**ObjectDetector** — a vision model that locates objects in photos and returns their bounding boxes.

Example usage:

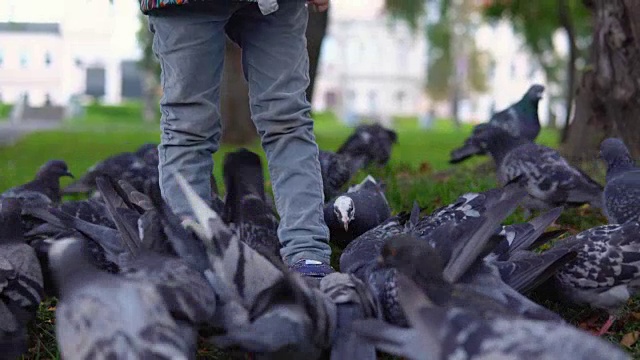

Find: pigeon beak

[342,218,349,232]
[376,255,385,266]
[64,171,75,179]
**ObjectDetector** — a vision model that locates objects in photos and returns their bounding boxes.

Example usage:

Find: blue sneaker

[289,259,335,286]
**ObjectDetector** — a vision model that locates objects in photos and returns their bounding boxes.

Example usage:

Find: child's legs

[229,2,331,265]
[148,5,230,218]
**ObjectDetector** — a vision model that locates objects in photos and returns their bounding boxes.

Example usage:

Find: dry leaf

[631,312,640,321]
[620,331,640,348]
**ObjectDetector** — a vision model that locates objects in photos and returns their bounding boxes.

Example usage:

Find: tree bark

[220,38,257,145]
[141,69,158,123]
[563,0,640,160]
[558,0,578,142]
[306,9,329,105]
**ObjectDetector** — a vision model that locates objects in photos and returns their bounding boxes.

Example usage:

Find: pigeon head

[136,143,159,165]
[525,84,545,101]
[600,137,635,175]
[0,197,22,215]
[37,160,74,180]
[379,234,447,285]
[470,125,527,162]
[333,196,355,231]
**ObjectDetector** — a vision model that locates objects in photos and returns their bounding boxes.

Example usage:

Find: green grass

[0,103,12,120]
[1,104,638,358]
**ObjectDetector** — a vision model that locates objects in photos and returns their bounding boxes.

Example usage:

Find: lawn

[0,103,637,359]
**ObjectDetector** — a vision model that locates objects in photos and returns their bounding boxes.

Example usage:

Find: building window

[45,52,52,67]
[20,52,28,68]
[396,91,406,110]
[368,90,378,113]
[324,91,338,108]
[44,93,52,106]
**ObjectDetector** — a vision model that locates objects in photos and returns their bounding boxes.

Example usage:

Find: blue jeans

[148,1,331,265]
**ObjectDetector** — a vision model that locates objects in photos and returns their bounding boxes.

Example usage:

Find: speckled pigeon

[549,220,640,335]
[600,137,640,224]
[0,198,44,359]
[221,148,281,262]
[1,159,74,207]
[174,172,338,358]
[450,84,544,164]
[324,175,391,247]
[470,125,603,214]
[48,236,197,359]
[351,274,631,360]
[94,175,217,332]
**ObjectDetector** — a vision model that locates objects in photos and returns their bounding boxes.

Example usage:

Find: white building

[0,23,65,106]
[312,0,428,122]
[465,20,551,125]
[0,0,142,107]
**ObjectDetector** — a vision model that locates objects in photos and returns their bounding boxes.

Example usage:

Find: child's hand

[307,0,329,12]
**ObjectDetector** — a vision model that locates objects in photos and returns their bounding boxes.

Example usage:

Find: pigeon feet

[596,315,616,336]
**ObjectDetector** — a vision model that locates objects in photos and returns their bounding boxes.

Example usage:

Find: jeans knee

[160,105,222,147]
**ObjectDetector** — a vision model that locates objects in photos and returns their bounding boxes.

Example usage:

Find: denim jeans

[147,0,331,265]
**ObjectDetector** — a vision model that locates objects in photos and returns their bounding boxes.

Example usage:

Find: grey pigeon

[1,159,74,206]
[450,84,544,164]
[337,123,398,167]
[319,273,380,360]
[324,175,391,247]
[0,198,44,359]
[550,221,640,335]
[62,143,158,196]
[600,137,640,224]
[318,149,367,200]
[95,175,217,332]
[471,125,603,213]
[221,148,281,262]
[351,274,631,360]
[174,172,338,358]
[48,236,196,359]
[378,191,565,325]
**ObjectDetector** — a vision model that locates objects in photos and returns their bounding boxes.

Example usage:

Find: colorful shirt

[140,0,279,16]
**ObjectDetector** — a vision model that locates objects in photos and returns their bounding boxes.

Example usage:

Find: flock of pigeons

[0,87,639,360]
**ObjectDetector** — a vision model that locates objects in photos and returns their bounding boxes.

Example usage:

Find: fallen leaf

[419,161,432,174]
[620,331,640,348]
[631,312,640,321]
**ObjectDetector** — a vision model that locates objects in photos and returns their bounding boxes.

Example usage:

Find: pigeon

[600,137,640,224]
[450,84,544,164]
[1,160,74,206]
[549,220,640,335]
[470,125,603,214]
[324,175,391,247]
[222,148,281,262]
[337,123,398,167]
[62,143,158,196]
[318,150,367,200]
[0,198,44,359]
[351,273,631,360]
[48,236,197,359]
[379,231,567,324]
[173,172,338,358]
[319,273,380,360]
[94,175,218,333]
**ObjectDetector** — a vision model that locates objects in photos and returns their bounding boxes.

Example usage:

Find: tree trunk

[305,9,329,105]
[563,0,640,161]
[141,69,158,123]
[220,38,257,145]
[558,0,578,142]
